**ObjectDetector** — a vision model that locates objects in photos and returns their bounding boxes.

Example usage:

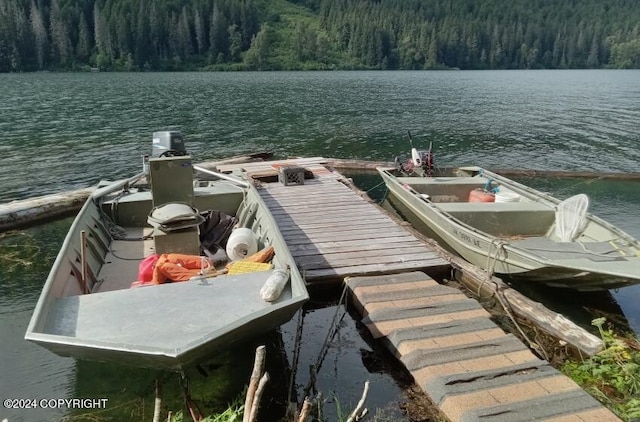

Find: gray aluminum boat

[380,166,640,291]
[25,134,308,369]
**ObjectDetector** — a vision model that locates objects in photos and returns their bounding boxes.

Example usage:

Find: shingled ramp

[346,271,619,422]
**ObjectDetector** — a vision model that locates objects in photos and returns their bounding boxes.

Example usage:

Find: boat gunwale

[25,195,98,338]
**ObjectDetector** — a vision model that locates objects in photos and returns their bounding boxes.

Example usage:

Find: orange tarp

[152,253,209,284]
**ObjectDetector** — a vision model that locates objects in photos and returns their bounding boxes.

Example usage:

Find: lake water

[1,70,639,421]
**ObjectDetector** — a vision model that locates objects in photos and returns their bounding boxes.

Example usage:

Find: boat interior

[396,175,558,238]
[391,171,640,257]
[50,175,288,299]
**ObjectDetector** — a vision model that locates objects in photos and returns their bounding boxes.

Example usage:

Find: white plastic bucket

[495,190,520,203]
[226,228,258,261]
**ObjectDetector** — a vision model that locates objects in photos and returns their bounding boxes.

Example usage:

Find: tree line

[0,0,639,72]
[318,0,640,70]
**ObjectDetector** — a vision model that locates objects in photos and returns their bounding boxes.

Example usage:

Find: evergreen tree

[244,23,275,69]
[29,0,48,70]
[50,0,72,68]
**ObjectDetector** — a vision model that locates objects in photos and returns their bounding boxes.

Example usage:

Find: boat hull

[26,178,309,370]
[381,167,640,291]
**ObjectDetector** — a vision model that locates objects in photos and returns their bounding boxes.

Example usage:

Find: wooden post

[248,373,269,422]
[346,381,370,422]
[297,397,312,422]
[243,345,266,422]
[153,378,162,422]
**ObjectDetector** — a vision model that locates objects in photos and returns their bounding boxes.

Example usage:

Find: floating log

[326,157,640,180]
[326,158,393,171]
[0,152,272,233]
[446,248,604,356]
[0,187,95,232]
[6,154,636,233]
[491,168,640,181]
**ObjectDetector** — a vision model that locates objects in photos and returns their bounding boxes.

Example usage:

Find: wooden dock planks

[346,271,620,422]
[255,164,449,284]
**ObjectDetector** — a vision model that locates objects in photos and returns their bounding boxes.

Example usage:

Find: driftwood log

[0,152,272,233]
[448,247,604,356]
[0,187,94,232]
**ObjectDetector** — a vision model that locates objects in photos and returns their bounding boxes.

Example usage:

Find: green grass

[169,394,244,422]
[562,318,640,420]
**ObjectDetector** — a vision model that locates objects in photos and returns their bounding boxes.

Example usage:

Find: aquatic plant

[562,318,640,420]
[0,231,40,271]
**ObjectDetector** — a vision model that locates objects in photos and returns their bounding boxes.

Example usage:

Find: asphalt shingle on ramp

[458,390,606,422]
[345,271,619,422]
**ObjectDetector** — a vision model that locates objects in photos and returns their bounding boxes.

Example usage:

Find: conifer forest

[1,0,639,72]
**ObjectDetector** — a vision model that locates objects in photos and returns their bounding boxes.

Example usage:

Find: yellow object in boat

[227,261,273,275]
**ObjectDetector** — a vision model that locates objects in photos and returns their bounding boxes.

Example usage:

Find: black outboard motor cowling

[152,131,187,158]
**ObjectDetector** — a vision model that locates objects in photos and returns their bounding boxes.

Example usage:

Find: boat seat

[436,201,553,213]
[397,177,489,201]
[396,176,488,185]
[436,201,556,237]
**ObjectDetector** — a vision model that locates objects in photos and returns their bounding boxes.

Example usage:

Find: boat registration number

[453,228,481,247]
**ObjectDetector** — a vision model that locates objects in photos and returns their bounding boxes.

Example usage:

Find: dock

[246,160,449,284]
[347,271,619,422]
[217,157,619,421]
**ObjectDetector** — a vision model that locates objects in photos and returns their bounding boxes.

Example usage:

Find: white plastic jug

[495,190,520,203]
[260,269,290,302]
[226,228,258,261]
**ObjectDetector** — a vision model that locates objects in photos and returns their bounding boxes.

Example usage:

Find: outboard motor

[412,146,434,176]
[411,147,425,167]
[396,132,435,177]
[152,131,187,158]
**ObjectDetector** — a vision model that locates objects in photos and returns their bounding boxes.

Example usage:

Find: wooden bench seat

[436,201,553,213]
[435,201,556,237]
[397,177,489,202]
